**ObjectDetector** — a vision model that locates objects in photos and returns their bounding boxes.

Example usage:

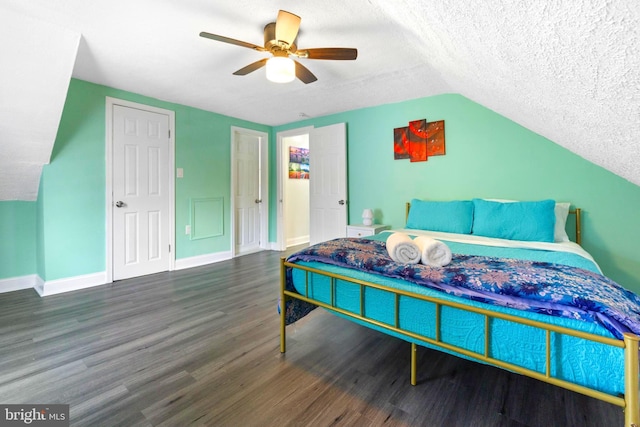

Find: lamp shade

[266,57,295,83]
[362,208,374,226]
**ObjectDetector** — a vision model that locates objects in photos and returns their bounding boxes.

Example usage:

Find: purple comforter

[284,238,640,339]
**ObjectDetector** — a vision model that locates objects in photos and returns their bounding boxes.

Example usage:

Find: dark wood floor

[0,247,624,426]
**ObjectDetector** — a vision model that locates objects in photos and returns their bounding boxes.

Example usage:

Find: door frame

[230,126,269,257]
[105,97,176,283]
[275,126,314,251]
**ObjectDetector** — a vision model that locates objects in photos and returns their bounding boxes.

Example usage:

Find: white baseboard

[36,272,109,297]
[287,235,309,247]
[2,251,237,297]
[34,275,44,295]
[0,275,38,293]
[269,242,284,251]
[175,251,233,270]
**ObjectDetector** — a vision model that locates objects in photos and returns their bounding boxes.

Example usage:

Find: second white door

[233,129,265,255]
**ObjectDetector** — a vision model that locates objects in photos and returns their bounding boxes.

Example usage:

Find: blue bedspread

[285,237,640,339]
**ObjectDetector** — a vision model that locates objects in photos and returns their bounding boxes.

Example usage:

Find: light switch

[185,225,191,235]
[177,168,184,178]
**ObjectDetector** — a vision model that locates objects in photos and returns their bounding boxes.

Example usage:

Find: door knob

[255,199,262,204]
[338,200,345,205]
[115,201,125,208]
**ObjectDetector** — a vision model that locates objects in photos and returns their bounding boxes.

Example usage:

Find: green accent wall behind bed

[272,94,640,294]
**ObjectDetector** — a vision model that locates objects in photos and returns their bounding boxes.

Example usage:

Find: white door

[233,130,262,255]
[112,105,170,280]
[309,123,348,245]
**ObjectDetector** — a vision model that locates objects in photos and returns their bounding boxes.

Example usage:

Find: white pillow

[484,199,570,243]
[554,202,571,242]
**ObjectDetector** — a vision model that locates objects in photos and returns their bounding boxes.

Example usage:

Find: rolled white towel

[414,236,452,267]
[386,232,421,264]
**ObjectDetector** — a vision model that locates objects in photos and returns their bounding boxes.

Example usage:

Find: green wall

[2,85,639,296]
[0,202,36,278]
[272,94,640,294]
[37,81,107,280]
[34,78,269,281]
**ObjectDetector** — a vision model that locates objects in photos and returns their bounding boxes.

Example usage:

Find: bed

[279,198,640,426]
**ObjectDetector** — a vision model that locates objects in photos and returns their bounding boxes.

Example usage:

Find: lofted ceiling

[1,0,639,201]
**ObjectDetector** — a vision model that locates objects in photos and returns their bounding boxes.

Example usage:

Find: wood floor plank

[0,247,625,426]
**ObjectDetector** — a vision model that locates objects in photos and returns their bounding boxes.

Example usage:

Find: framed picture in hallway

[289,146,309,179]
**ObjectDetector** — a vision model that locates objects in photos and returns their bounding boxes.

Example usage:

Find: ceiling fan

[199,10,357,84]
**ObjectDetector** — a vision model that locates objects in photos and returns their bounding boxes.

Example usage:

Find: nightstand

[346,224,391,237]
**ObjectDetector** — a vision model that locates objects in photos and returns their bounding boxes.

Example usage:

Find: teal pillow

[406,199,474,234]
[472,199,556,242]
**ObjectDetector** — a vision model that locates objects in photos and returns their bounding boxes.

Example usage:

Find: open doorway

[276,127,313,250]
[276,123,348,250]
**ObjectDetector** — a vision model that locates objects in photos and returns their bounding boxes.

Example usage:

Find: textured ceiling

[1,0,639,201]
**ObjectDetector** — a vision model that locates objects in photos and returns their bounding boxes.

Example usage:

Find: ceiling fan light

[266,57,295,83]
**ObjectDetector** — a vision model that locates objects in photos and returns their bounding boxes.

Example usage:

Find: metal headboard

[404,202,582,245]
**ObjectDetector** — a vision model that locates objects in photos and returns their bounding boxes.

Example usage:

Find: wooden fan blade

[275,10,301,46]
[302,48,358,60]
[233,58,268,76]
[200,32,266,52]
[294,60,317,84]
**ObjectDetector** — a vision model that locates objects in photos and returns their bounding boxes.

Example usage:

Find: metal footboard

[280,257,640,426]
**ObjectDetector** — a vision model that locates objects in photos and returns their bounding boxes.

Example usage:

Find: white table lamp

[362,208,374,226]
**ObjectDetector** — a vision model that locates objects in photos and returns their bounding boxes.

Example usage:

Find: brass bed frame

[279,206,640,426]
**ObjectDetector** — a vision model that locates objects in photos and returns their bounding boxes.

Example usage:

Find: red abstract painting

[408,119,428,162]
[426,120,446,156]
[393,127,410,159]
[394,119,446,162]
